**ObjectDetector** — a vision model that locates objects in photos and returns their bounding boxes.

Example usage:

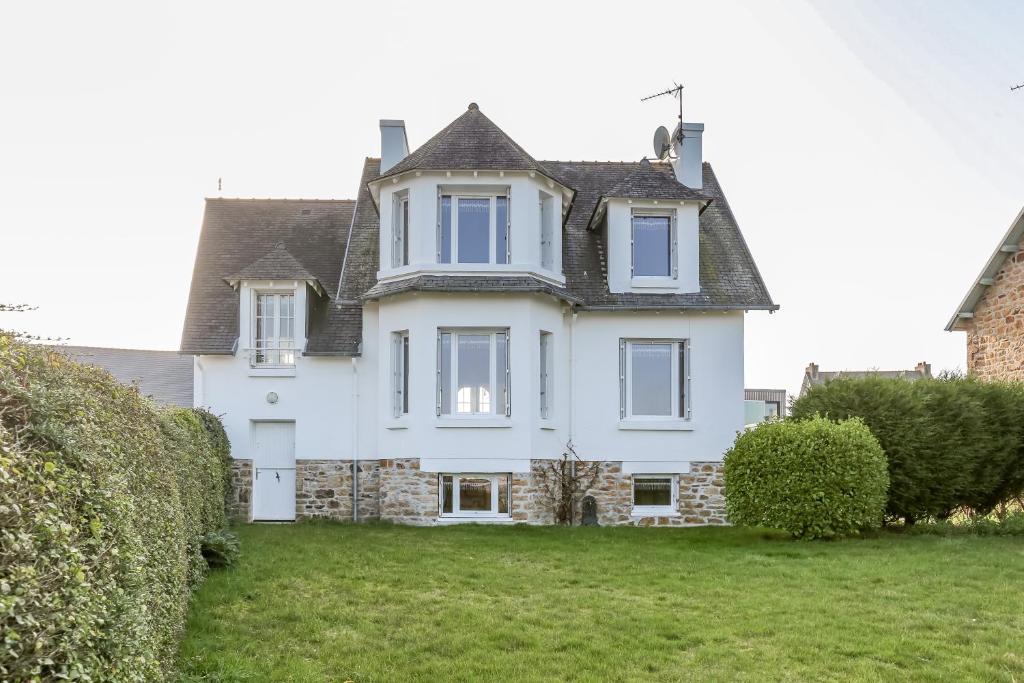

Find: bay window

[252,292,295,367]
[440,473,511,517]
[437,191,510,265]
[619,339,689,419]
[540,192,554,270]
[437,329,510,417]
[631,211,677,279]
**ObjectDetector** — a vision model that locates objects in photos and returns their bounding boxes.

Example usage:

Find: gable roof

[374,103,564,187]
[180,198,355,355]
[50,345,193,407]
[800,362,932,395]
[945,205,1024,331]
[226,242,322,291]
[587,159,712,229]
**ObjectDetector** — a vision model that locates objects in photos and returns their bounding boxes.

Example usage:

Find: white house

[180,102,776,525]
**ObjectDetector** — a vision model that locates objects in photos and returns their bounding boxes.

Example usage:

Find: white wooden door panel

[252,421,296,521]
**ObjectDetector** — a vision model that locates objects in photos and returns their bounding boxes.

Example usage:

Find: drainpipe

[351,355,359,522]
[569,307,577,525]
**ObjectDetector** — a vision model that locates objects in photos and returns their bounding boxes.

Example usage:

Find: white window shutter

[436,189,442,263]
[436,331,443,416]
[505,188,512,264]
[671,212,679,279]
[619,339,627,419]
[504,329,511,417]
[629,214,635,277]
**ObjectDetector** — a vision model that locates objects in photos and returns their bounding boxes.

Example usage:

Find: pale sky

[2,0,1022,398]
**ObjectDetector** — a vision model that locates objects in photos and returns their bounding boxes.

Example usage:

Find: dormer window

[437,191,510,265]
[392,192,409,267]
[631,211,677,279]
[252,292,295,367]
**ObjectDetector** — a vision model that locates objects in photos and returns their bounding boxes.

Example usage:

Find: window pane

[498,475,509,514]
[495,332,507,415]
[496,196,508,264]
[441,475,453,514]
[457,198,490,263]
[633,215,671,277]
[634,478,672,506]
[440,333,452,415]
[631,343,672,416]
[440,196,452,263]
[459,477,492,512]
[457,334,491,414]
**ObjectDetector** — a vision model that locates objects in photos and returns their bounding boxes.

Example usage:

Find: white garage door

[252,421,296,521]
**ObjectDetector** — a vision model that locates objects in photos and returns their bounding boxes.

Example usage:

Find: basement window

[632,475,677,515]
[440,473,511,518]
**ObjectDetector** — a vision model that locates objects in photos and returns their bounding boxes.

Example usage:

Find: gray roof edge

[579,303,779,312]
[945,204,1024,331]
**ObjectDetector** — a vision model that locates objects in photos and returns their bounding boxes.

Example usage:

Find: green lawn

[179,522,1024,682]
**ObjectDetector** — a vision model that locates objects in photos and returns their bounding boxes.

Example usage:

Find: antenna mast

[1012,83,1024,92]
[641,83,684,140]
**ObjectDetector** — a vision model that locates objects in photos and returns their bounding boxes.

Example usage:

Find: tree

[535,441,601,525]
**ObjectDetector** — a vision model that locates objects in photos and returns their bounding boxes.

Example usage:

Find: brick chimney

[915,361,932,378]
[806,362,819,380]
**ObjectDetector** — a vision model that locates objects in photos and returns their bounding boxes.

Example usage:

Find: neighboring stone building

[800,361,931,397]
[946,207,1024,381]
[181,101,776,526]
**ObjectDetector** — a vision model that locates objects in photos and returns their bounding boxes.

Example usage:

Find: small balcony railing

[247,340,296,368]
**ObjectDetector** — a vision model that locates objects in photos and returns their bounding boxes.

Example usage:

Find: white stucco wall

[376,172,567,282]
[605,198,700,294]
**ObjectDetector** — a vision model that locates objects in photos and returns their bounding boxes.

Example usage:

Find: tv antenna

[641,83,684,142]
[1012,83,1024,92]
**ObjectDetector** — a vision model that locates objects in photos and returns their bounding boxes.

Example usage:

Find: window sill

[630,277,679,289]
[618,419,694,431]
[384,419,409,430]
[539,419,556,431]
[631,508,680,518]
[248,367,296,377]
[435,417,512,429]
[435,516,516,525]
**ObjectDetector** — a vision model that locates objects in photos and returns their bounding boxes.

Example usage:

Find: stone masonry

[964,241,1024,381]
[232,457,727,526]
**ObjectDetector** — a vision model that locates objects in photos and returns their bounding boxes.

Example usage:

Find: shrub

[904,511,1024,537]
[0,339,233,681]
[201,529,241,568]
[791,376,1024,522]
[724,416,889,539]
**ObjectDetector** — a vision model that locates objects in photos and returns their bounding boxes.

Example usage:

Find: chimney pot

[806,362,819,379]
[916,361,931,377]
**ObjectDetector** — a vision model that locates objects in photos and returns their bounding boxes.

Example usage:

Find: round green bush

[724,416,889,539]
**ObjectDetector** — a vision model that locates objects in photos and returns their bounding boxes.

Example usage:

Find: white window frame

[251,291,296,368]
[437,190,510,265]
[391,331,409,418]
[630,209,678,281]
[631,475,678,516]
[392,193,410,268]
[436,328,511,418]
[619,338,690,420]
[539,331,553,420]
[439,473,512,518]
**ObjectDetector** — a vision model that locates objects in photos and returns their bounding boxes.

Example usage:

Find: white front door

[252,421,296,521]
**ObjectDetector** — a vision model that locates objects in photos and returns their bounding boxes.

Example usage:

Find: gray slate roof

[181,106,776,355]
[50,345,193,407]
[180,198,355,355]
[227,242,321,287]
[376,103,563,185]
[602,159,710,203]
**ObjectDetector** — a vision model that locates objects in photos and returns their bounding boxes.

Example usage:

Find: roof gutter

[578,303,780,312]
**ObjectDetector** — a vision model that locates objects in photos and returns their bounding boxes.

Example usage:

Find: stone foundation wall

[228,459,252,522]
[965,247,1024,381]
[296,460,380,521]
[229,457,726,526]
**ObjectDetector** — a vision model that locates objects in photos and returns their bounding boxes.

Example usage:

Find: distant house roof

[180,104,777,356]
[50,345,193,407]
[946,205,1024,331]
[800,361,932,396]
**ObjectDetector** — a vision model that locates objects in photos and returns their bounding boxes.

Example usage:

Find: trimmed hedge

[724,416,889,539]
[791,375,1024,522]
[0,339,232,681]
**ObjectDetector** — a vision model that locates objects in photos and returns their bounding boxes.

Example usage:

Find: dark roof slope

[542,160,776,311]
[602,159,710,202]
[180,198,354,355]
[51,345,193,407]
[228,242,320,285]
[363,275,581,305]
[377,103,562,185]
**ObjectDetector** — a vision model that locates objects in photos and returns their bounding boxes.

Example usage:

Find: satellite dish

[653,126,672,160]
